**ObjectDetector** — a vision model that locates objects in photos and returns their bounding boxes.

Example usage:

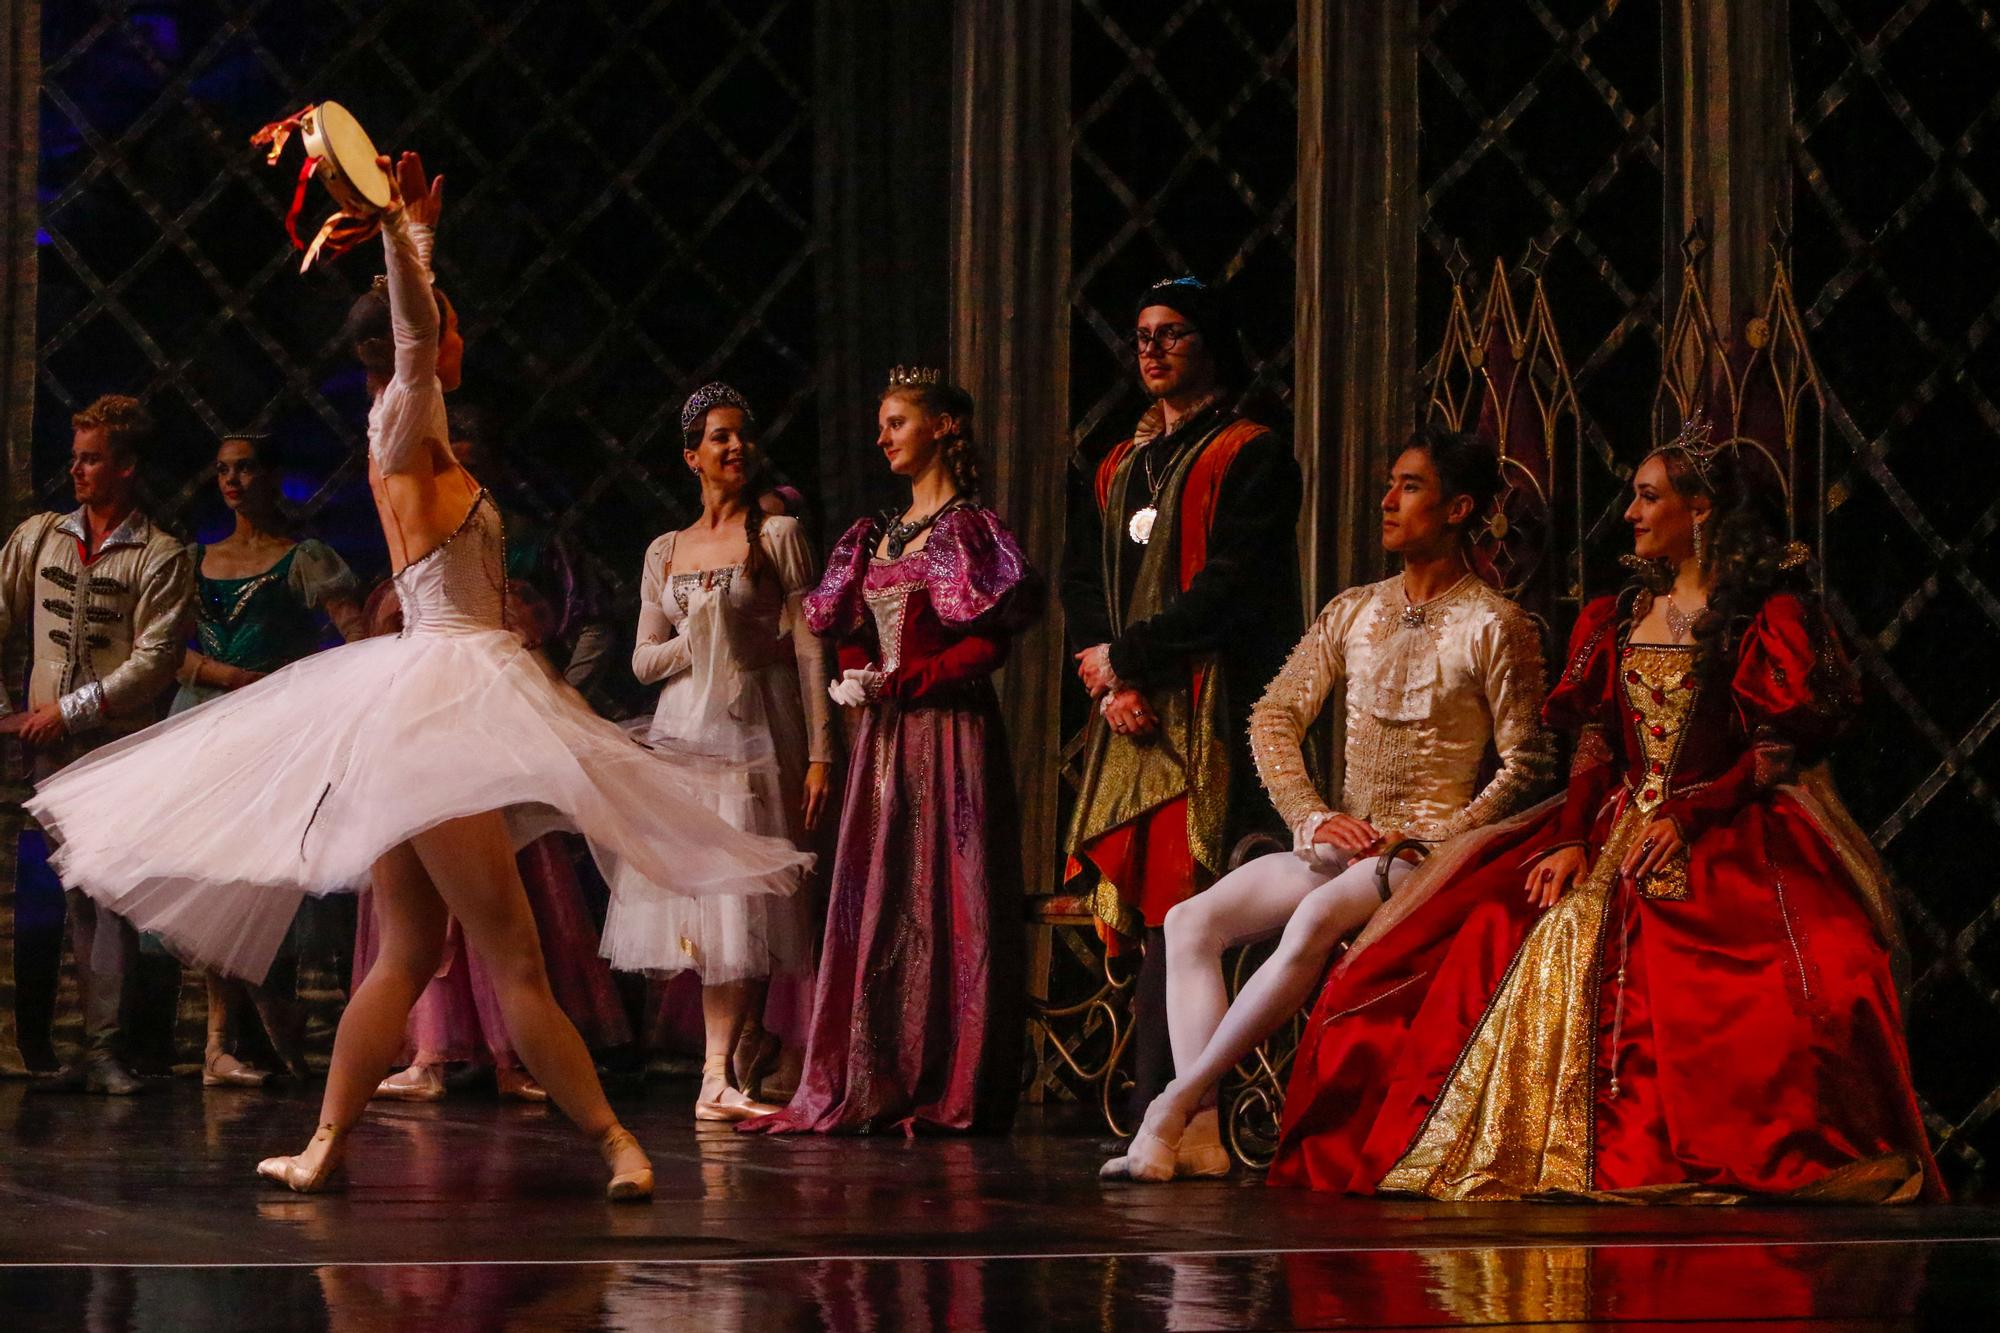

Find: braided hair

[880,379,984,500]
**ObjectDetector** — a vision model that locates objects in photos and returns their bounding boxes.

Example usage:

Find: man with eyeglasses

[1061,275,1303,1125]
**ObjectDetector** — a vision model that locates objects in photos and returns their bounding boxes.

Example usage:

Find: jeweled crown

[680,381,752,433]
[1654,412,1727,488]
[887,364,942,388]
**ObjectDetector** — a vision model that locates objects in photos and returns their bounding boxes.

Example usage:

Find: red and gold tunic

[1060,400,1302,941]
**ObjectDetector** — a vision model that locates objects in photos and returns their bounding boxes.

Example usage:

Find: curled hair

[1630,444,1803,676]
[1406,427,1504,528]
[72,394,154,461]
[682,395,772,586]
[880,379,983,499]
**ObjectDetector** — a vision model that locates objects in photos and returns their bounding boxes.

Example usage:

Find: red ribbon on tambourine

[250,101,395,272]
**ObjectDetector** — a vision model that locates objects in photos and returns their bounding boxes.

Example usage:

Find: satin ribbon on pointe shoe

[256,1124,347,1194]
[1097,1126,1178,1182]
[694,1056,785,1123]
[1099,1100,1188,1182]
[598,1125,654,1203]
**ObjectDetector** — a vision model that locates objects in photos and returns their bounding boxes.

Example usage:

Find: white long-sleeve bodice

[367,212,446,478]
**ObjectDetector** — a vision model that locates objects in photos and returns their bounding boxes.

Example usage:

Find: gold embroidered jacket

[1249,574,1554,846]
[0,508,195,743]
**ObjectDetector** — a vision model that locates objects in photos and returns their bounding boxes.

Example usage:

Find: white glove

[828,667,886,708]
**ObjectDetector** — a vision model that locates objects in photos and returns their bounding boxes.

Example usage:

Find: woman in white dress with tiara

[600,382,834,1123]
[25,154,809,1201]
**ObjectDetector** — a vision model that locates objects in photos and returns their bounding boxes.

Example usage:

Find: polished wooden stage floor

[1,1079,1995,1330]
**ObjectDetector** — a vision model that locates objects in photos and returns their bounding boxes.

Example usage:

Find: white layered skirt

[25,627,811,981]
[598,591,816,983]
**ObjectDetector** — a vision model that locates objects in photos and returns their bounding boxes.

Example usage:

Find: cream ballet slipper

[1174,1106,1231,1177]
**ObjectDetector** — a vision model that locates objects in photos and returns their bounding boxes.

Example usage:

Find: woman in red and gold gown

[1269,429,1939,1202]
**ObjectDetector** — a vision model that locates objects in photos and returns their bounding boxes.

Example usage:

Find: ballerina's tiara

[887,364,943,388]
[1653,413,1728,488]
[680,381,752,432]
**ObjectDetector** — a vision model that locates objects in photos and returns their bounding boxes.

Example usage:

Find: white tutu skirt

[25,628,812,981]
[598,595,815,983]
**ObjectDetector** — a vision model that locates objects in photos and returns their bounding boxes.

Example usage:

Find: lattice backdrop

[1419,0,1665,598]
[1792,0,2000,1186]
[33,0,818,663]
[1068,0,1298,457]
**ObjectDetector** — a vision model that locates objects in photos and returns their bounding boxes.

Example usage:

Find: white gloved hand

[828,667,887,708]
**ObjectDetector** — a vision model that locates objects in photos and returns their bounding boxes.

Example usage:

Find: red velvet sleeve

[888,632,1009,706]
[1657,593,1858,843]
[1544,596,1624,848]
[836,642,874,675]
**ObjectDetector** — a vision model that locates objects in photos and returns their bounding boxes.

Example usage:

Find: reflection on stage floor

[1,1081,1994,1329]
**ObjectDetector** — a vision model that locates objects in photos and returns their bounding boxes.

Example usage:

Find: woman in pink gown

[745,371,1041,1135]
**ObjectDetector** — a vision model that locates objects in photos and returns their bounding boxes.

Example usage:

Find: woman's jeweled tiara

[887,364,942,388]
[1651,413,1727,488]
[680,381,752,432]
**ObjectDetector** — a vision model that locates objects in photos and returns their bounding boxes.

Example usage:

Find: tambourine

[251,101,395,272]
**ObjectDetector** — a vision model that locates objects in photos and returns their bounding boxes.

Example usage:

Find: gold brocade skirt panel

[1377,801,1651,1200]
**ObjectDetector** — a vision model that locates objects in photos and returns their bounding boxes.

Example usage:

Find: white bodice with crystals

[393,491,507,638]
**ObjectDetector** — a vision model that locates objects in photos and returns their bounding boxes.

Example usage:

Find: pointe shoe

[694,1058,785,1123]
[1174,1107,1232,1178]
[495,1066,548,1103]
[598,1125,654,1203]
[731,1025,781,1101]
[1099,1099,1186,1183]
[373,1063,446,1102]
[203,1051,272,1089]
[256,1124,347,1194]
[1098,1131,1177,1182]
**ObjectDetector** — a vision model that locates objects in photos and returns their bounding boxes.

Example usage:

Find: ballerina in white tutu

[25,153,811,1201]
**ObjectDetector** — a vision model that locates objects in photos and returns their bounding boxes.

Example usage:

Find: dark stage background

[4,0,1999,1191]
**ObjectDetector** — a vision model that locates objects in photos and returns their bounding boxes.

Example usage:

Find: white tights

[1157,848,1413,1118]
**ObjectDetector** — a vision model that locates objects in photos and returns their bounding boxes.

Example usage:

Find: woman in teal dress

[173,433,364,1085]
